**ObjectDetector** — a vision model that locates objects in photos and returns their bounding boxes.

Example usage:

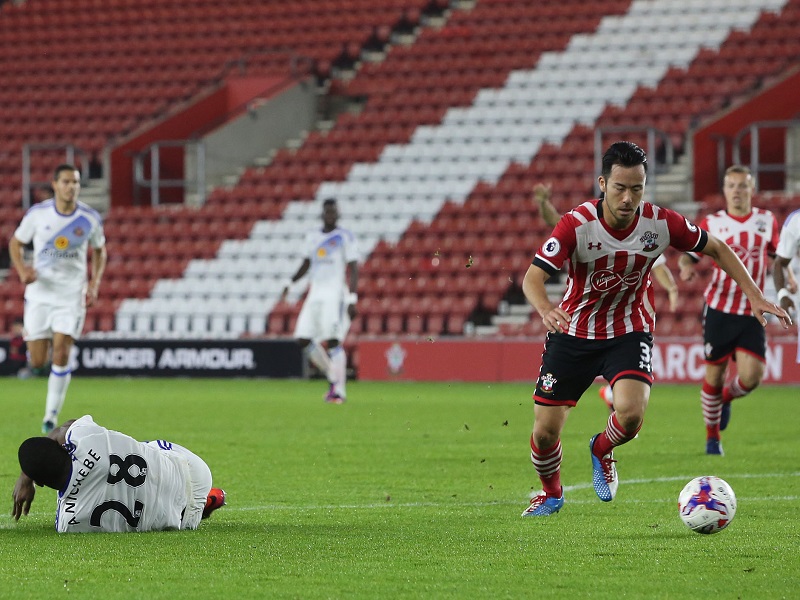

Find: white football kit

[776,208,800,363]
[13,199,105,340]
[55,415,212,533]
[294,226,360,342]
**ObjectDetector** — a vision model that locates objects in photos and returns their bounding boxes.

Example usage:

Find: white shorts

[24,298,86,341]
[145,441,213,531]
[294,298,350,342]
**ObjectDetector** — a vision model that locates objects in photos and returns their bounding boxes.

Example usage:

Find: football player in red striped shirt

[520,143,791,517]
[678,166,781,456]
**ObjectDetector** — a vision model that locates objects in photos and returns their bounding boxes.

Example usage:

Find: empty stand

[3,0,799,343]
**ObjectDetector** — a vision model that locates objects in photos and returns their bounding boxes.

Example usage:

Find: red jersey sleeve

[670,210,707,259]
[532,213,579,276]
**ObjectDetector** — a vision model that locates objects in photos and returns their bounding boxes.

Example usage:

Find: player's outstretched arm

[773,255,796,312]
[787,265,798,294]
[281,259,311,301]
[11,419,75,520]
[652,263,679,311]
[702,235,792,328]
[534,183,560,228]
[12,474,35,520]
[8,237,36,284]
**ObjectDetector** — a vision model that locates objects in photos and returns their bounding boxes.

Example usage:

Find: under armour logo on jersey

[590,269,642,292]
[588,242,602,250]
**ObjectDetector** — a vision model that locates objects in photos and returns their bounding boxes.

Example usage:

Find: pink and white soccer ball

[678,476,737,534]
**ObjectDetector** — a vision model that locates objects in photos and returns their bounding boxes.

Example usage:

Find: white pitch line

[562,471,800,493]
[230,495,800,513]
[1,472,796,519]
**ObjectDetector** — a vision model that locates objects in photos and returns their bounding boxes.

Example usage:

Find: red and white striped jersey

[534,199,705,339]
[687,208,779,316]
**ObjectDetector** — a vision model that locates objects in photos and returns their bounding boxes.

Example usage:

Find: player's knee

[739,373,763,390]
[532,427,559,449]
[614,408,644,434]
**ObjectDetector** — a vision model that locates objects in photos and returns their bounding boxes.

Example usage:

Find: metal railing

[133,140,206,206]
[732,119,800,190]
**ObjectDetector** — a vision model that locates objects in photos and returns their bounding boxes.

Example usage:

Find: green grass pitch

[0,377,797,599]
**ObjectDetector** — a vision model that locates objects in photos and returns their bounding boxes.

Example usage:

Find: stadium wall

[109,75,294,206]
[358,338,800,384]
[694,66,800,200]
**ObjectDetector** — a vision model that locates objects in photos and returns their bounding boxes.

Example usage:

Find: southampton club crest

[639,230,659,252]
[539,372,557,393]
[385,343,406,376]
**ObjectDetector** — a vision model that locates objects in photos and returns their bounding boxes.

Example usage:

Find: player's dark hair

[322,197,337,207]
[53,164,79,181]
[18,437,71,490]
[601,141,648,179]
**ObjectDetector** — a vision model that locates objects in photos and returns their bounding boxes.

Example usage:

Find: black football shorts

[534,331,654,406]
[702,306,766,364]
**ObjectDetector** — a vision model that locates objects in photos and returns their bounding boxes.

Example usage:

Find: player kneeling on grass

[11,415,226,532]
[520,141,792,517]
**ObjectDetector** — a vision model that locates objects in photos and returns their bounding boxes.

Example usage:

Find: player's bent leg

[327,341,347,402]
[42,334,74,432]
[150,442,214,529]
[702,363,726,448]
[721,351,765,431]
[589,380,648,501]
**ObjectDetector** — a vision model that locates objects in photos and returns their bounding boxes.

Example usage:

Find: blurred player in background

[8,165,107,433]
[678,166,780,456]
[521,142,791,517]
[12,415,226,532]
[534,182,679,411]
[773,206,800,364]
[281,198,359,404]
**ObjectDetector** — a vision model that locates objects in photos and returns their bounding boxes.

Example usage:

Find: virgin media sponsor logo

[590,269,641,292]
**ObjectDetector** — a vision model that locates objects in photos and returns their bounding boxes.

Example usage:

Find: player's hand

[347,303,357,319]
[751,297,792,329]
[533,183,552,206]
[541,307,571,334]
[678,264,695,282]
[779,295,796,314]
[17,265,37,285]
[12,475,35,521]
[787,271,798,294]
[85,283,100,307]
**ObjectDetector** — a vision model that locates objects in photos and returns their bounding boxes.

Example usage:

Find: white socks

[329,345,347,399]
[304,342,334,383]
[44,363,71,424]
[305,342,348,399]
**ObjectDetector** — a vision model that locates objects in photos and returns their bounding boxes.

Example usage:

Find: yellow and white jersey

[303,226,359,303]
[13,199,105,306]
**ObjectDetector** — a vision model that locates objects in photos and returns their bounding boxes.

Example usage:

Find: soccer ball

[678,476,737,534]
